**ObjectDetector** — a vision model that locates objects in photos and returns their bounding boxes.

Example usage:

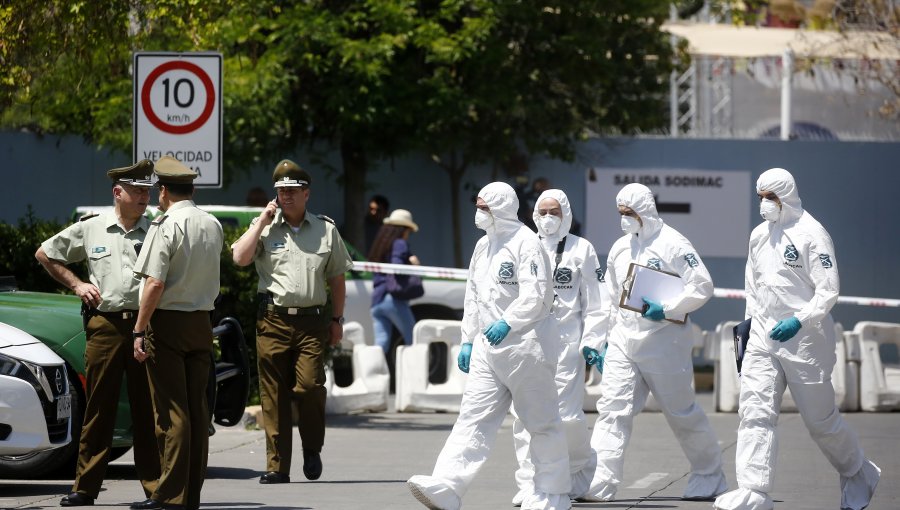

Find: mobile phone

[275,197,281,208]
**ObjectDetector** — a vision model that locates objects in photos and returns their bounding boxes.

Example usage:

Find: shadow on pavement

[573,497,680,508]
[0,482,70,497]
[201,506,310,510]
[205,466,265,480]
[325,414,455,431]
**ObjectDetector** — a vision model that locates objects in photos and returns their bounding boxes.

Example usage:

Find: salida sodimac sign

[133,52,222,187]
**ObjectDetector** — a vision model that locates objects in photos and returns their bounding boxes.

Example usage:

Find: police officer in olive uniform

[131,156,223,510]
[232,159,353,485]
[36,161,161,507]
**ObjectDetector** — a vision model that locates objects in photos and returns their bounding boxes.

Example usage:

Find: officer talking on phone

[231,159,353,485]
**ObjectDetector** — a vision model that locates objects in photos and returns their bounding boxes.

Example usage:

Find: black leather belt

[263,304,323,316]
[95,310,138,320]
[258,294,322,316]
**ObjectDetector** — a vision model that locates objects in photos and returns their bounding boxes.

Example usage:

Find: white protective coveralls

[407,182,571,510]
[714,168,880,510]
[510,189,609,504]
[584,183,727,501]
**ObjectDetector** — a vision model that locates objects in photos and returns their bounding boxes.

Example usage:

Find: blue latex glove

[641,297,665,321]
[770,317,802,342]
[483,319,511,346]
[457,343,473,373]
[582,346,605,374]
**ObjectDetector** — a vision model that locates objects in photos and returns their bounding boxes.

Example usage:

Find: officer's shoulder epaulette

[78,213,99,222]
[151,215,168,225]
[316,214,335,225]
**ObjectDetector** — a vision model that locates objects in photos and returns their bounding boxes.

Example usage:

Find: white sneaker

[683,471,728,500]
[713,487,773,510]
[407,475,461,510]
[841,459,881,510]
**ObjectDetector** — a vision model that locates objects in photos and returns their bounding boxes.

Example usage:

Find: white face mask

[621,215,641,234]
[760,198,781,222]
[474,209,494,230]
[537,214,562,236]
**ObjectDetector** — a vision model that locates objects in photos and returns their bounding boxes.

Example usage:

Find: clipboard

[619,262,688,324]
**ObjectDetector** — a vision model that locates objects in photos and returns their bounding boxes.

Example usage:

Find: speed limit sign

[134,52,222,187]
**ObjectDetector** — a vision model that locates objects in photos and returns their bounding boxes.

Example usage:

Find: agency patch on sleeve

[819,254,833,268]
[684,253,699,268]
[530,261,538,276]
[595,267,606,282]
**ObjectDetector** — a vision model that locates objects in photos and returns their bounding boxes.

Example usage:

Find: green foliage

[0,208,75,292]
[2,0,682,262]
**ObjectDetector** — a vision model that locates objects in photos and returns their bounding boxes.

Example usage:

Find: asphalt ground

[2,394,898,510]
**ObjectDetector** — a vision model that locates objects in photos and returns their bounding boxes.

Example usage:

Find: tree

[2,1,678,259]
[408,0,676,265]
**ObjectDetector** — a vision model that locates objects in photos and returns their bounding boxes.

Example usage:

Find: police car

[0,321,72,457]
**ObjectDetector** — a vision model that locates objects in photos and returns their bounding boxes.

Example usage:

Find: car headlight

[0,352,20,375]
[0,352,56,400]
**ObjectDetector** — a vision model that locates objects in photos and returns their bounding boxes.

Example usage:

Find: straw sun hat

[383,209,419,232]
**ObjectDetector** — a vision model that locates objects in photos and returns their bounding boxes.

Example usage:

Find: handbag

[386,272,425,300]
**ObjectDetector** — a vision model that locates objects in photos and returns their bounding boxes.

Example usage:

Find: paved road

[2,394,897,509]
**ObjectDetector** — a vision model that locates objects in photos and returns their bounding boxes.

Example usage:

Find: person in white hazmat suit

[508,189,610,506]
[714,168,880,510]
[407,182,571,510]
[581,183,727,502]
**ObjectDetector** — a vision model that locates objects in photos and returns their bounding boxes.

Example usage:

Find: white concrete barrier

[325,321,390,414]
[715,321,857,412]
[395,320,467,412]
[715,320,745,412]
[842,330,861,412]
[856,321,900,412]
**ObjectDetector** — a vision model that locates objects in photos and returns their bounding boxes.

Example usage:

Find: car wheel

[0,368,83,478]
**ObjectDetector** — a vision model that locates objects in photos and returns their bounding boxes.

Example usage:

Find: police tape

[351,261,468,280]
[714,288,900,308]
[353,262,900,308]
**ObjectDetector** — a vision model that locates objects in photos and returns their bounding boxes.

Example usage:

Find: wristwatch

[331,316,345,325]
[132,330,146,339]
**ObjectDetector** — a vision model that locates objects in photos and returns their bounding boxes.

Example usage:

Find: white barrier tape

[353,262,900,308]
[351,261,468,280]
[714,288,900,308]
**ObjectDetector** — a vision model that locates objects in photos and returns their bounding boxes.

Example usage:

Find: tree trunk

[442,150,468,268]
[340,139,367,251]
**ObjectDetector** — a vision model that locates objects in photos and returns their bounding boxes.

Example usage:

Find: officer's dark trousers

[256,311,328,474]
[146,310,212,510]
[73,313,160,499]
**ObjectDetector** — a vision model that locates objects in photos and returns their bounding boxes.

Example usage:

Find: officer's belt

[263,304,323,316]
[258,293,323,316]
[94,309,138,320]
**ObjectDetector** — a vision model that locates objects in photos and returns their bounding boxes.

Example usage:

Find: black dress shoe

[303,450,322,481]
[129,499,163,510]
[60,493,95,507]
[259,471,290,484]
